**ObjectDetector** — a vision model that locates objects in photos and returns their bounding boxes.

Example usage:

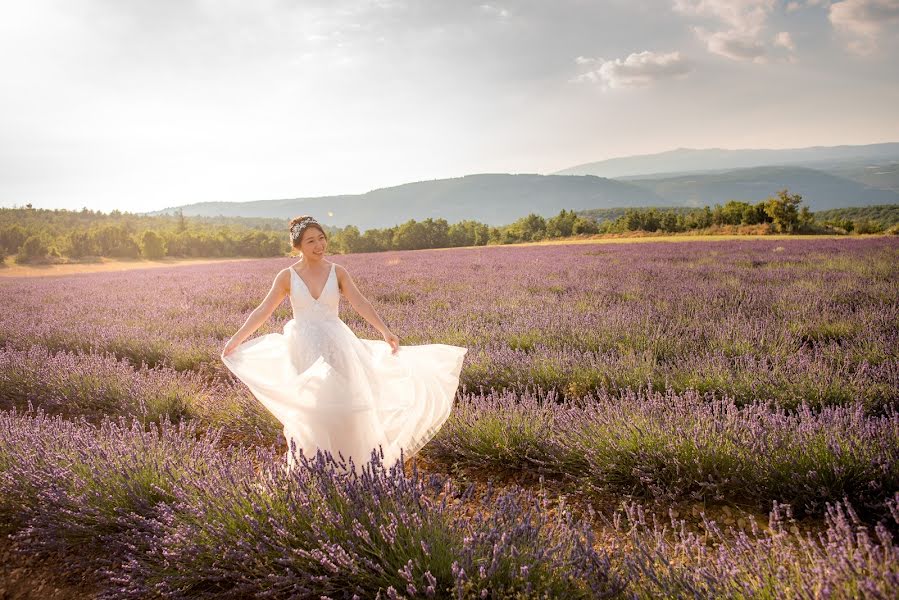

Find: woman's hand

[382,330,400,354]
[222,336,242,358]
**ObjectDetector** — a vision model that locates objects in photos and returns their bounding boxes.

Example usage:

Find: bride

[221,215,467,471]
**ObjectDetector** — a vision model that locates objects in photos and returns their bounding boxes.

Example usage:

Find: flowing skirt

[221,315,467,471]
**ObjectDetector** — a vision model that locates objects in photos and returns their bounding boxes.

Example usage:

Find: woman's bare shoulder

[273,267,293,290]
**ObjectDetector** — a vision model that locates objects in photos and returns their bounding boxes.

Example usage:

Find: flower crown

[290,217,319,243]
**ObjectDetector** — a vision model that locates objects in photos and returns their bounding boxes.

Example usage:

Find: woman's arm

[222,269,290,355]
[335,264,399,353]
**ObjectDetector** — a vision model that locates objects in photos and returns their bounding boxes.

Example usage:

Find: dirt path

[0,536,98,599]
[0,256,262,278]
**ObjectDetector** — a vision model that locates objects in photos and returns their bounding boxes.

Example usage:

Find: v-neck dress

[221,261,468,471]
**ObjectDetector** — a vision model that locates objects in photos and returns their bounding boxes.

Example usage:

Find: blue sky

[1,0,897,213]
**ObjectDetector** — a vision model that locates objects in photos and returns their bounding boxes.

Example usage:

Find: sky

[1,0,898,214]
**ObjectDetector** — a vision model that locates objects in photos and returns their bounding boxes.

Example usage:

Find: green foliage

[853,218,884,234]
[140,230,166,259]
[15,235,49,263]
[763,189,803,233]
[0,224,27,254]
[814,204,899,231]
[0,206,290,262]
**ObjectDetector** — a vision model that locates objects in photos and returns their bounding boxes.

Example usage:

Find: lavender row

[2,237,896,409]
[0,343,281,447]
[422,386,899,520]
[4,341,895,520]
[604,497,899,599]
[0,407,623,599]
[2,407,897,598]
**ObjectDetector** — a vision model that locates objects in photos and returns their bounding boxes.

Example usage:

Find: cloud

[672,0,775,35]
[672,0,795,62]
[692,26,768,61]
[571,50,692,89]
[774,31,796,50]
[479,4,510,18]
[829,0,899,54]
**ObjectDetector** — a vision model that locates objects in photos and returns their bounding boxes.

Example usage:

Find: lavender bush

[1,237,896,410]
[604,495,899,598]
[2,406,897,598]
[0,407,624,599]
[0,343,281,446]
[423,386,899,520]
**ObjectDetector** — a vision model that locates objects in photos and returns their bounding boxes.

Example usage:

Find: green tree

[660,211,680,232]
[394,220,428,250]
[421,218,450,248]
[572,216,598,234]
[140,230,166,259]
[763,189,803,233]
[67,230,98,258]
[340,225,363,253]
[854,218,883,234]
[15,235,49,263]
[546,209,578,238]
[0,224,28,253]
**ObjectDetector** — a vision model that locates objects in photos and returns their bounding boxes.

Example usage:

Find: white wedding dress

[221,261,467,471]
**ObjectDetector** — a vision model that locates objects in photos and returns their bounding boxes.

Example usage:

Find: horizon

[2,1,898,213]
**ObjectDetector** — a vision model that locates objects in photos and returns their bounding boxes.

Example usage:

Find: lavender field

[2,236,898,598]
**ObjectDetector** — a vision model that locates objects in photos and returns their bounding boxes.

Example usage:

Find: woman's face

[299,227,327,259]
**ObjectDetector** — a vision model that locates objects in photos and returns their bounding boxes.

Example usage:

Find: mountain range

[145,143,899,230]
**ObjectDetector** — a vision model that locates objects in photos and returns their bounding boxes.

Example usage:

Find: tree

[16,235,48,263]
[67,230,98,258]
[394,220,429,250]
[421,218,449,248]
[763,189,803,233]
[660,211,680,232]
[514,214,547,241]
[546,209,578,237]
[0,224,28,253]
[140,230,166,259]
[340,225,363,254]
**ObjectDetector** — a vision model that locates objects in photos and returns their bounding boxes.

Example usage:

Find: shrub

[14,235,49,263]
[140,230,166,259]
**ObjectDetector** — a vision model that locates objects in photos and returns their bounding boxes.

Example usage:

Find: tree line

[2,190,896,264]
[0,207,287,264]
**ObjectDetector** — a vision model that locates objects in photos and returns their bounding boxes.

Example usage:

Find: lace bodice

[289,262,340,321]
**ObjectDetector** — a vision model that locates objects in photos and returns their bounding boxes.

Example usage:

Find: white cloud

[829,0,899,54]
[692,26,768,61]
[672,0,775,35]
[571,50,692,90]
[479,4,509,18]
[672,0,795,62]
[774,31,796,50]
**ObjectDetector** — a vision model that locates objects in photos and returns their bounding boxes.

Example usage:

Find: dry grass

[0,256,261,278]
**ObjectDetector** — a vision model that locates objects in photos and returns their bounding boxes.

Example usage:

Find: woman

[221,215,467,471]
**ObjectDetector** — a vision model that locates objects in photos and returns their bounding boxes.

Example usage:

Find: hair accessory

[290,216,320,244]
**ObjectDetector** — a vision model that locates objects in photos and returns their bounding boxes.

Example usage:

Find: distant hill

[142,144,899,230]
[622,166,899,209]
[553,142,899,179]
[824,161,899,193]
[144,174,669,230]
